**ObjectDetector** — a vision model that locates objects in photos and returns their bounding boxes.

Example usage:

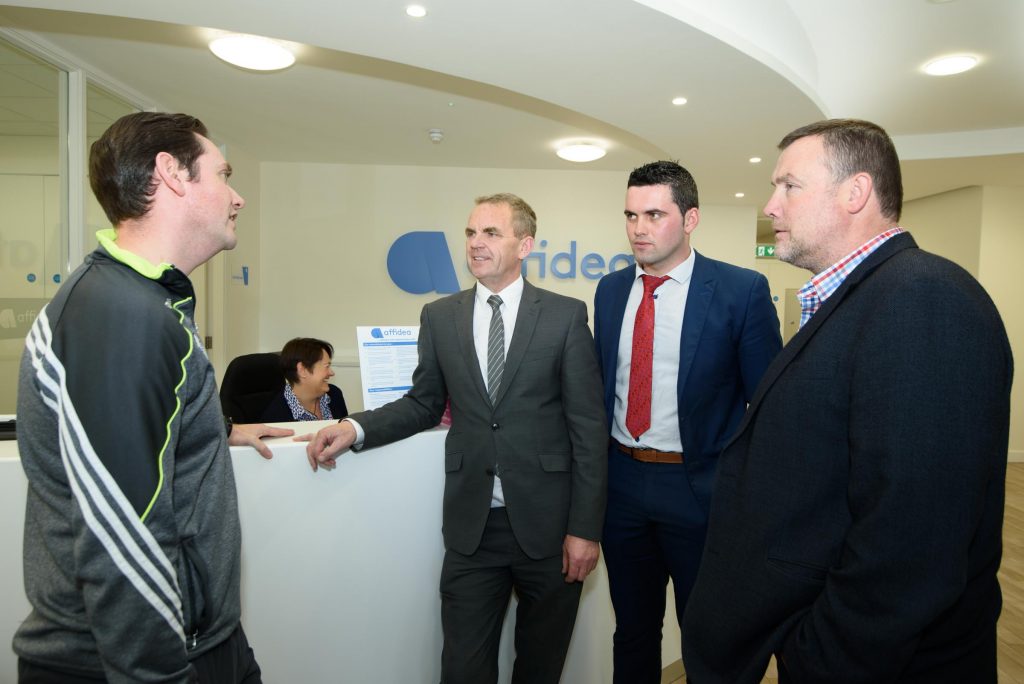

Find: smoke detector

[428,128,444,144]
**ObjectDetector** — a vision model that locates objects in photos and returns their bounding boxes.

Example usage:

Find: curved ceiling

[0,0,1021,206]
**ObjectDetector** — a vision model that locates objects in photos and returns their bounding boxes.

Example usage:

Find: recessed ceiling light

[556,144,606,163]
[671,96,688,106]
[749,157,762,164]
[209,34,295,71]
[735,192,745,198]
[406,5,427,18]
[923,54,979,76]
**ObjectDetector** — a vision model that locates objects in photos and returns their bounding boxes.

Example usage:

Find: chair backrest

[219,352,283,423]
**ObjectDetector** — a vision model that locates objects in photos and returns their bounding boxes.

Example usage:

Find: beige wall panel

[901,186,983,276]
[979,186,1023,460]
[257,163,759,411]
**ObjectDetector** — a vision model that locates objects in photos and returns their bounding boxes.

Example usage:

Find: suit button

[491,423,499,431]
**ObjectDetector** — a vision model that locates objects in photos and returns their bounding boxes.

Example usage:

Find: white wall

[900,186,983,276]
[899,186,1021,460]
[257,162,758,411]
[978,187,1023,460]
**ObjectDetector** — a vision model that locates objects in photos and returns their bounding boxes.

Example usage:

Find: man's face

[184,135,245,256]
[465,202,533,292]
[624,183,696,276]
[763,135,845,274]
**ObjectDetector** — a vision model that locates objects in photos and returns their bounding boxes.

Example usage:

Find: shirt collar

[96,228,174,280]
[797,227,904,327]
[632,248,696,287]
[476,275,524,310]
[284,383,333,421]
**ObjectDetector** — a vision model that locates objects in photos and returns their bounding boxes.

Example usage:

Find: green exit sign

[756,244,776,258]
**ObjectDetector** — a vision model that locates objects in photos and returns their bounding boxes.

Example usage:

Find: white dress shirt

[611,251,695,451]
[473,277,523,507]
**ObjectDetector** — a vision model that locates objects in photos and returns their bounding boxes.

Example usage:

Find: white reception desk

[1,423,682,683]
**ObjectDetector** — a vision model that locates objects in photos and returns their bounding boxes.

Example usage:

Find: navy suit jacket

[593,250,782,511]
[682,233,1014,683]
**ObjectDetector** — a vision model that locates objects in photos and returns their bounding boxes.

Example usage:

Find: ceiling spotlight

[923,54,979,76]
[735,192,745,198]
[671,96,688,106]
[556,143,606,163]
[428,128,444,144]
[749,157,762,164]
[209,34,295,71]
[406,5,427,17]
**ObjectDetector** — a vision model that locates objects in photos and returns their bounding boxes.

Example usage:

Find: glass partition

[0,37,64,413]
[83,83,137,254]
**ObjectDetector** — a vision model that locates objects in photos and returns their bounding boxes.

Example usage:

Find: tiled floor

[668,462,1024,684]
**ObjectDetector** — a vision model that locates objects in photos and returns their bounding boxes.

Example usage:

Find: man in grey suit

[307,193,607,684]
[682,119,1013,683]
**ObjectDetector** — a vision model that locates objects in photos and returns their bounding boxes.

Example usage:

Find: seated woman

[259,337,348,422]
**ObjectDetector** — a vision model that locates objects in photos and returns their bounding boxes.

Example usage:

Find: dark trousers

[19,623,261,684]
[602,445,707,684]
[439,506,583,684]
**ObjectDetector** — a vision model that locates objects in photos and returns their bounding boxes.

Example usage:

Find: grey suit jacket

[352,280,608,559]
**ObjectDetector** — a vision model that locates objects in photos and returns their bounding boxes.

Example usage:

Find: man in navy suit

[593,161,782,682]
[682,120,1013,683]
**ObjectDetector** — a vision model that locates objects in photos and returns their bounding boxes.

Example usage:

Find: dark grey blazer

[682,233,1013,683]
[352,280,608,559]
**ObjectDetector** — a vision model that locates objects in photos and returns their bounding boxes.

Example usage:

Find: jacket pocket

[180,538,209,649]
[537,452,571,472]
[445,451,463,473]
[766,555,829,583]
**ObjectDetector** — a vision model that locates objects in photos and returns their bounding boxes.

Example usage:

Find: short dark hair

[475,193,537,238]
[280,338,334,385]
[89,111,208,225]
[778,118,903,222]
[627,161,699,214]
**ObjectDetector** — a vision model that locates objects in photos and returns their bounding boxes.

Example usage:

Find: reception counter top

[1,423,685,682]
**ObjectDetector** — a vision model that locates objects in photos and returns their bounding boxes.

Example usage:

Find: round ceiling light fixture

[749,156,762,164]
[671,96,688,106]
[209,34,295,71]
[556,143,606,163]
[406,5,427,18]
[922,54,979,76]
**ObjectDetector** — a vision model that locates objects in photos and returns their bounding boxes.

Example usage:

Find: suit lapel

[728,233,919,442]
[494,280,540,407]
[603,268,633,376]
[677,252,714,409]
[455,286,491,404]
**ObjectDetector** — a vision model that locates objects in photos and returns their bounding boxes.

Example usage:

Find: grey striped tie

[486,295,505,404]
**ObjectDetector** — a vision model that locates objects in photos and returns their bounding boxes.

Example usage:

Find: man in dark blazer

[306,193,607,684]
[593,161,782,682]
[682,119,1014,683]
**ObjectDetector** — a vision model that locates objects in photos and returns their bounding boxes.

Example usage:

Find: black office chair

[219,352,283,423]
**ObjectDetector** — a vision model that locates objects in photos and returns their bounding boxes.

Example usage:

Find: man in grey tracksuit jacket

[14,112,288,683]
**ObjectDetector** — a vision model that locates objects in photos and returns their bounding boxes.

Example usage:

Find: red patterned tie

[626,274,669,440]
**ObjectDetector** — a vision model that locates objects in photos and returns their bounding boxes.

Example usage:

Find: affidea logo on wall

[386,231,635,295]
